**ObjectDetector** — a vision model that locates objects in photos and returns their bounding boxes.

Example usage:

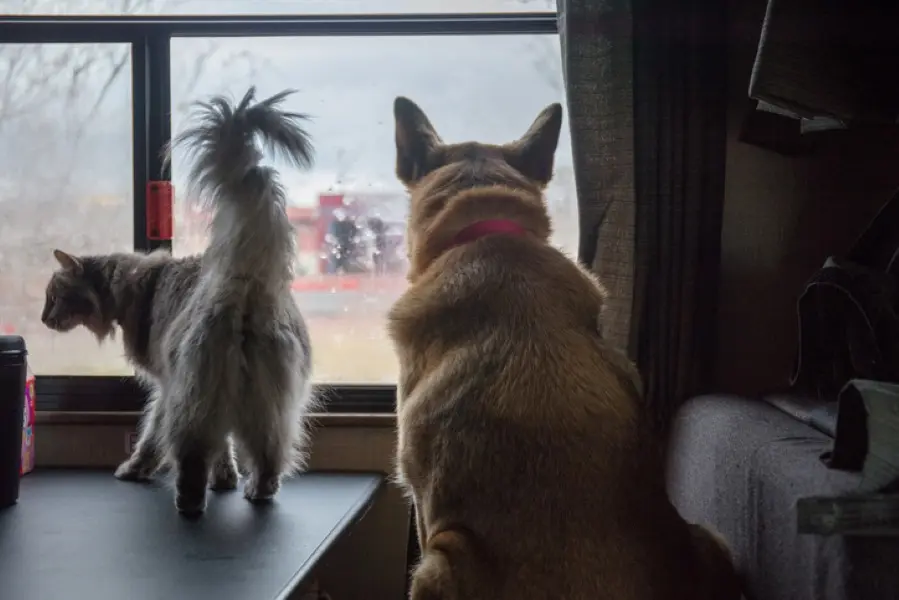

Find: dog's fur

[387,97,742,600]
[41,88,316,515]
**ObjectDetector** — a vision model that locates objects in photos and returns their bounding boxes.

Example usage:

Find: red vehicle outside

[0,190,411,336]
[285,191,408,317]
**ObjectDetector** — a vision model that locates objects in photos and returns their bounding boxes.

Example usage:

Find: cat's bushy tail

[168,86,314,286]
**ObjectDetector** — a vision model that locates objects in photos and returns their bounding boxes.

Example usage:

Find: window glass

[0,43,134,375]
[2,0,556,16]
[170,33,577,384]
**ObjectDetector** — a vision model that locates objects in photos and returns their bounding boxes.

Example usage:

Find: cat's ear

[394,96,443,185]
[53,249,83,275]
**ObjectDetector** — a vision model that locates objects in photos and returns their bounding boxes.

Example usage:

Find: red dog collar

[445,219,528,252]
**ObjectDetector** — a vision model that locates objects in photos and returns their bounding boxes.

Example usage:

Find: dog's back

[388,97,741,599]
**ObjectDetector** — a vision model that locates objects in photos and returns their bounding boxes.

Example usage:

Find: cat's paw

[175,487,207,517]
[114,457,155,482]
[209,458,239,491]
[175,461,209,517]
[243,474,280,503]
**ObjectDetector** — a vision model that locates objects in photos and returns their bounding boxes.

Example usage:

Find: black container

[0,335,26,508]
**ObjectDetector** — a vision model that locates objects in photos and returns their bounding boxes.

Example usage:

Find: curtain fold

[559,0,729,434]
[558,0,637,350]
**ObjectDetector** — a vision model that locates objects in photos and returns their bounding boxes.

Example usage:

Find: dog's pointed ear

[53,249,83,275]
[394,96,442,185]
[504,103,563,186]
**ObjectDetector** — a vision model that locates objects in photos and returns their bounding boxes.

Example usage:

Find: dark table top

[0,469,384,600]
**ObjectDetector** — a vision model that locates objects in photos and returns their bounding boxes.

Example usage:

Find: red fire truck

[289,191,407,276]
[284,191,408,316]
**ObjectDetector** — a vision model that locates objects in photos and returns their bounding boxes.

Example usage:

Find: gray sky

[0,0,577,377]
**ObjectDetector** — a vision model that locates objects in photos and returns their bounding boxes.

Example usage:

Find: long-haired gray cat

[41,87,316,515]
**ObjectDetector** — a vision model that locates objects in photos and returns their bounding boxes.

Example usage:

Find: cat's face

[41,249,102,333]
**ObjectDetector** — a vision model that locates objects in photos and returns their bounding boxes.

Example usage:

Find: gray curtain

[559,0,638,350]
[559,0,729,434]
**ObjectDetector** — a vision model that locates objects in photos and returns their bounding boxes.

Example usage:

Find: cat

[41,87,316,516]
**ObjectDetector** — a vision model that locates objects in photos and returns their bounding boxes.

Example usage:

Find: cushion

[667,395,899,600]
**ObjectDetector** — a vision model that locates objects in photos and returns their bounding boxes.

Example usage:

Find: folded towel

[755,100,847,133]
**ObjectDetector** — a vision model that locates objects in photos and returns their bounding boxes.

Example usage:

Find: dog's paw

[243,474,280,503]
[114,458,155,482]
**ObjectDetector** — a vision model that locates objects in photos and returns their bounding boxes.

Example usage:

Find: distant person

[327,212,360,274]
[368,216,387,275]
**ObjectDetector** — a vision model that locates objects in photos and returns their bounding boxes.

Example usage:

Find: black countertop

[0,469,384,600]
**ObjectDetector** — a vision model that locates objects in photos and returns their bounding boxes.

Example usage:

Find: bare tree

[0,0,268,337]
[0,1,171,129]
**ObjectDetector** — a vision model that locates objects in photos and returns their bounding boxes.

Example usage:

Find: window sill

[35,377,397,414]
[31,400,408,599]
[1,469,384,600]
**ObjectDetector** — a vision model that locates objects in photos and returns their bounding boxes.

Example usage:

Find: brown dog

[387,97,742,600]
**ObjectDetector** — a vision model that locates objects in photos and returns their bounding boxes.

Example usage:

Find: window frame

[2,11,559,414]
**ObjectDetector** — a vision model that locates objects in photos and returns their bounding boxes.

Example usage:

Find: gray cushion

[667,395,899,600]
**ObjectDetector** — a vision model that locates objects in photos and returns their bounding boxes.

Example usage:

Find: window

[0,42,134,376]
[4,2,569,410]
[169,34,576,384]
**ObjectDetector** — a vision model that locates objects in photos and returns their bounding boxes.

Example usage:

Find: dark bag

[789,188,899,470]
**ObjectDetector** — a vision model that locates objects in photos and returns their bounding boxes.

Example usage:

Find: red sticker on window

[147,181,174,241]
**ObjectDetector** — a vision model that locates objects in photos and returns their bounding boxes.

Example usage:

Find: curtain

[559,0,729,434]
[559,0,638,350]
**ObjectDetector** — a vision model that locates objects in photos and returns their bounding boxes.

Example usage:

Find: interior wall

[713,0,899,395]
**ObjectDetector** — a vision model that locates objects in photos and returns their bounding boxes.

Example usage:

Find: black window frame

[3,11,559,415]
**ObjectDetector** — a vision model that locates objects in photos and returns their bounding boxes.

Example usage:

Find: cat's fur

[41,87,316,515]
[387,97,742,600]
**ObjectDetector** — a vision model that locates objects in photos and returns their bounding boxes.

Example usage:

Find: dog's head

[393,97,563,279]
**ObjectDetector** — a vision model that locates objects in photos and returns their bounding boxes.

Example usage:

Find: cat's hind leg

[235,393,298,503]
[208,435,239,491]
[162,355,233,516]
[235,332,311,503]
